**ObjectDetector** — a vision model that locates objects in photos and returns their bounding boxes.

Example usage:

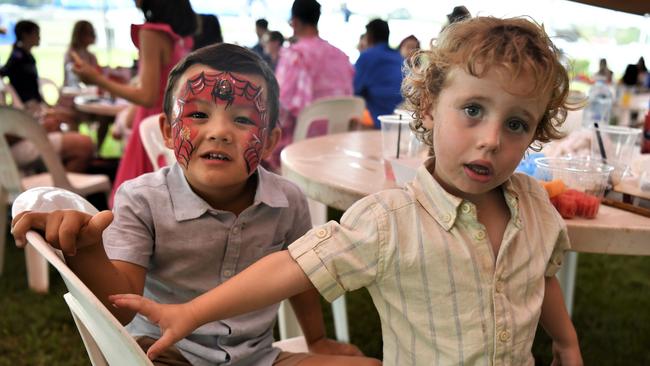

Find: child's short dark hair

[403,16,571,149]
[163,43,280,129]
[14,20,39,42]
[291,0,321,26]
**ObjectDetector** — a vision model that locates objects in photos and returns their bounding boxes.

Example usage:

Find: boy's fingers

[110,294,151,314]
[11,212,46,247]
[59,213,87,256]
[44,211,65,249]
[85,210,114,236]
[147,331,177,361]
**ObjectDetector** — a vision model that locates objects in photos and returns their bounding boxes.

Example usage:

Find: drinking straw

[593,121,607,161]
[396,117,402,159]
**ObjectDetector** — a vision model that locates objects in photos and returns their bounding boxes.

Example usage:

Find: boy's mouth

[464,161,493,176]
[201,152,232,161]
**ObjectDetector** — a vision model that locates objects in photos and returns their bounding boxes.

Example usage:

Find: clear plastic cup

[378,114,425,182]
[589,125,641,184]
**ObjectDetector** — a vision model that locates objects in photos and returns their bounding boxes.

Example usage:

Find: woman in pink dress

[70,0,196,206]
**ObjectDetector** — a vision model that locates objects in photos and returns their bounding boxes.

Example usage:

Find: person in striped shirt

[109,16,583,365]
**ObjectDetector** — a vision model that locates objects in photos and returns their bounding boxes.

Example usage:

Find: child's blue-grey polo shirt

[103,163,312,366]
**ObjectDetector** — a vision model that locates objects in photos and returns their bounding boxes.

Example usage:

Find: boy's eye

[187,111,208,119]
[234,116,255,126]
[463,105,482,119]
[506,119,529,133]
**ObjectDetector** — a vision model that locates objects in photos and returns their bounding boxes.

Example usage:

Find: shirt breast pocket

[240,240,286,272]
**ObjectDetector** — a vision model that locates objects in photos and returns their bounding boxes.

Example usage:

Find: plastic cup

[378,114,425,182]
[589,125,641,184]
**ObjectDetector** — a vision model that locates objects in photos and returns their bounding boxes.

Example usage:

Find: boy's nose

[206,117,234,144]
[476,123,501,152]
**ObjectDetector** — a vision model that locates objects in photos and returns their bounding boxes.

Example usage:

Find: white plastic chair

[38,77,60,106]
[11,187,305,363]
[0,106,111,292]
[139,113,176,170]
[0,77,25,109]
[279,96,365,343]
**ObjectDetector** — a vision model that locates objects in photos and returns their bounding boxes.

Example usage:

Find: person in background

[266,0,354,171]
[64,20,99,88]
[353,18,403,128]
[357,32,368,53]
[398,34,419,61]
[1,20,94,173]
[262,30,284,71]
[70,0,196,206]
[13,43,379,366]
[637,57,649,88]
[595,58,613,84]
[1,20,43,109]
[192,13,223,51]
[446,5,471,26]
[251,18,268,58]
[104,16,583,366]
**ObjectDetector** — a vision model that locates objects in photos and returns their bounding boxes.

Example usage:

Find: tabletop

[281,130,650,256]
[74,95,128,117]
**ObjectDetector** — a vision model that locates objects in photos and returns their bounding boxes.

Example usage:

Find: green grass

[2,227,650,364]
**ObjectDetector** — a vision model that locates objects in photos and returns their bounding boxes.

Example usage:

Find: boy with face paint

[12,44,380,366]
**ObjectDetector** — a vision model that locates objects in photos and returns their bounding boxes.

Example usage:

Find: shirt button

[442,213,451,222]
[223,270,233,277]
[474,230,486,240]
[316,228,328,238]
[499,330,511,342]
[232,226,240,235]
[460,203,471,214]
[495,281,504,293]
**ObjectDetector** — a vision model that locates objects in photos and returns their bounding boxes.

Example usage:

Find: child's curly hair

[402,16,573,151]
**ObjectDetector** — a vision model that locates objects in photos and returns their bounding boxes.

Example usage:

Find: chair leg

[332,295,350,343]
[307,198,327,228]
[25,243,49,293]
[277,300,303,340]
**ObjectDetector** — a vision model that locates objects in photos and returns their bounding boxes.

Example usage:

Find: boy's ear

[159,113,174,150]
[422,110,434,130]
[261,126,282,159]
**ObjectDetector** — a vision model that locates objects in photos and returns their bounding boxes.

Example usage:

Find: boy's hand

[551,341,583,366]
[11,210,113,256]
[307,337,364,357]
[110,294,199,360]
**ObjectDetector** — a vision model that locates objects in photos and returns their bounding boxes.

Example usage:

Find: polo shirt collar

[411,158,520,231]
[254,166,289,208]
[168,164,289,222]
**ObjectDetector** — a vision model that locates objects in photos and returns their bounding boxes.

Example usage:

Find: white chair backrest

[0,106,71,195]
[294,96,365,142]
[38,77,60,105]
[25,230,154,365]
[0,77,25,109]
[139,114,176,170]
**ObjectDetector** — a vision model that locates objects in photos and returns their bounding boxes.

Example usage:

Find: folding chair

[279,96,366,343]
[12,187,305,365]
[139,113,175,170]
[0,106,111,292]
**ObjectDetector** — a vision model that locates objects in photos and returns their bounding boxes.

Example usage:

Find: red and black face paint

[171,71,269,174]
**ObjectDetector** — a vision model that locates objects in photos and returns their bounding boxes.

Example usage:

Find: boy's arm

[12,210,147,324]
[539,276,583,365]
[289,289,363,356]
[111,250,314,360]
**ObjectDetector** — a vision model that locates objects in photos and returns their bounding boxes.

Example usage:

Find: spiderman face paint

[171,71,269,175]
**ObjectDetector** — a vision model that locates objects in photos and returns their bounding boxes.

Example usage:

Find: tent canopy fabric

[569,0,650,16]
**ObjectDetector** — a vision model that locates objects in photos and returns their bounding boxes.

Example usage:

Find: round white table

[281,131,650,315]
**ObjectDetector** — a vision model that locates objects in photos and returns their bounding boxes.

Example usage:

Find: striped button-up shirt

[288,161,569,365]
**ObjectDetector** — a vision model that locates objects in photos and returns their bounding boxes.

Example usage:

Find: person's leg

[274,351,382,366]
[136,336,192,366]
[57,132,94,172]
